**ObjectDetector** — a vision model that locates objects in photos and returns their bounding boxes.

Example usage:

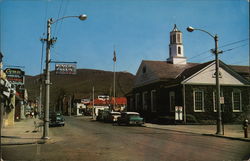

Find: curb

[145,125,250,142]
[202,134,250,142]
[1,139,46,146]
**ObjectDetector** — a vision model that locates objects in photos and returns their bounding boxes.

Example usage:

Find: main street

[3,116,250,161]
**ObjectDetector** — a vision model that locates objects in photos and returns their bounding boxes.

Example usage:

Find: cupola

[167,24,187,64]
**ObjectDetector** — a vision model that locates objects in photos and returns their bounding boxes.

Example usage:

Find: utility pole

[38,78,42,118]
[187,26,223,135]
[113,50,116,111]
[43,18,53,139]
[214,35,223,135]
[42,14,87,139]
[92,86,95,119]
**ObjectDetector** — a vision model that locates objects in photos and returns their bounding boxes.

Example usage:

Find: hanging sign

[55,63,77,75]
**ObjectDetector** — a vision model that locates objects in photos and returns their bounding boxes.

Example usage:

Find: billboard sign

[4,68,25,85]
[55,64,77,75]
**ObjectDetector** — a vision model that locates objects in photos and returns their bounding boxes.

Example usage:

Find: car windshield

[56,116,63,121]
[129,114,140,118]
[112,113,120,116]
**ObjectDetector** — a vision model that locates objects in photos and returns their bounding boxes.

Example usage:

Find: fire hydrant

[243,119,248,138]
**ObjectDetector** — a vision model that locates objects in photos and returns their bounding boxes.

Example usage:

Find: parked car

[117,112,144,126]
[104,111,121,123]
[96,109,106,121]
[49,113,65,127]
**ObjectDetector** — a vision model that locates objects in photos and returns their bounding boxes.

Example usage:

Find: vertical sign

[175,106,183,120]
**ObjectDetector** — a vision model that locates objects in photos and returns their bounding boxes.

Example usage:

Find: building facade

[126,25,250,124]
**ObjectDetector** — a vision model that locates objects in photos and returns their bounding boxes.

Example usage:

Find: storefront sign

[4,68,25,85]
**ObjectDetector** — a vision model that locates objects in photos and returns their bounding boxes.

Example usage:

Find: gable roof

[134,60,250,87]
[134,60,198,86]
[228,65,250,81]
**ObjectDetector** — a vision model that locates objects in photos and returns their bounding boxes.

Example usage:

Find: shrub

[186,114,198,124]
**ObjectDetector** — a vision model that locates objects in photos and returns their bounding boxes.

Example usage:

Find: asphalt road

[2,116,250,161]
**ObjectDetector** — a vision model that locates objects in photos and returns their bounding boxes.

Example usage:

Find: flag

[113,50,116,62]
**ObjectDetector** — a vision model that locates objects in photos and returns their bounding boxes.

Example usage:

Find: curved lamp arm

[50,14,87,24]
[187,26,215,39]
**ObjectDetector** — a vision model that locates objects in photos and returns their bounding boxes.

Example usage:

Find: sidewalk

[145,123,250,142]
[1,118,45,145]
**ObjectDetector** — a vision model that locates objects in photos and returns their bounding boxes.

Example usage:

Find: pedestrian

[34,110,38,118]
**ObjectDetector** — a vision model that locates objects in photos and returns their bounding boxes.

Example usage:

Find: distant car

[117,112,144,126]
[104,111,121,123]
[49,113,65,127]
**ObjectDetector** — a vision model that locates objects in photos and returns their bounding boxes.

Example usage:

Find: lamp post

[187,26,223,135]
[43,14,87,139]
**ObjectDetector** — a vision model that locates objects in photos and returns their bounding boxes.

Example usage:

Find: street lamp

[43,14,87,139]
[187,26,223,135]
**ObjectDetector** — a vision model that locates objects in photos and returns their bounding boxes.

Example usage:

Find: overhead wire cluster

[186,38,249,65]
[39,0,69,77]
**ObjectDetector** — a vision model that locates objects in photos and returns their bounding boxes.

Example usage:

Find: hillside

[25,69,135,106]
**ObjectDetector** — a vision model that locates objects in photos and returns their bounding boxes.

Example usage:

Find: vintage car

[49,113,65,127]
[117,112,144,126]
[104,111,121,123]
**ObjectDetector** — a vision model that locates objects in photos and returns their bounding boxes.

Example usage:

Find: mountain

[25,69,135,106]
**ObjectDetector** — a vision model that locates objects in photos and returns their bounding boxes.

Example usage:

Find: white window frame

[193,90,205,112]
[135,93,140,110]
[169,91,175,112]
[232,90,242,112]
[142,92,148,110]
[178,46,181,55]
[151,90,156,112]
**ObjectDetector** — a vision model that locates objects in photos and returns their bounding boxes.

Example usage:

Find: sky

[0,0,249,76]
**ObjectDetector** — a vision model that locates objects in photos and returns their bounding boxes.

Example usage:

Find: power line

[43,0,49,35]
[220,38,249,49]
[40,38,45,77]
[222,43,248,53]
[187,38,249,63]
[55,0,69,38]
[53,0,64,38]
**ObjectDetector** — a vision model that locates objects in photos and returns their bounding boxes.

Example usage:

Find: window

[173,34,176,43]
[193,90,204,112]
[169,91,175,112]
[169,46,171,57]
[135,93,140,110]
[151,90,156,112]
[142,66,146,74]
[142,92,148,110]
[170,35,172,44]
[177,34,181,43]
[178,47,181,54]
[130,97,134,111]
[232,90,242,112]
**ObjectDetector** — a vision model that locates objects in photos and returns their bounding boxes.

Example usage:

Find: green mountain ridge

[25,68,135,106]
